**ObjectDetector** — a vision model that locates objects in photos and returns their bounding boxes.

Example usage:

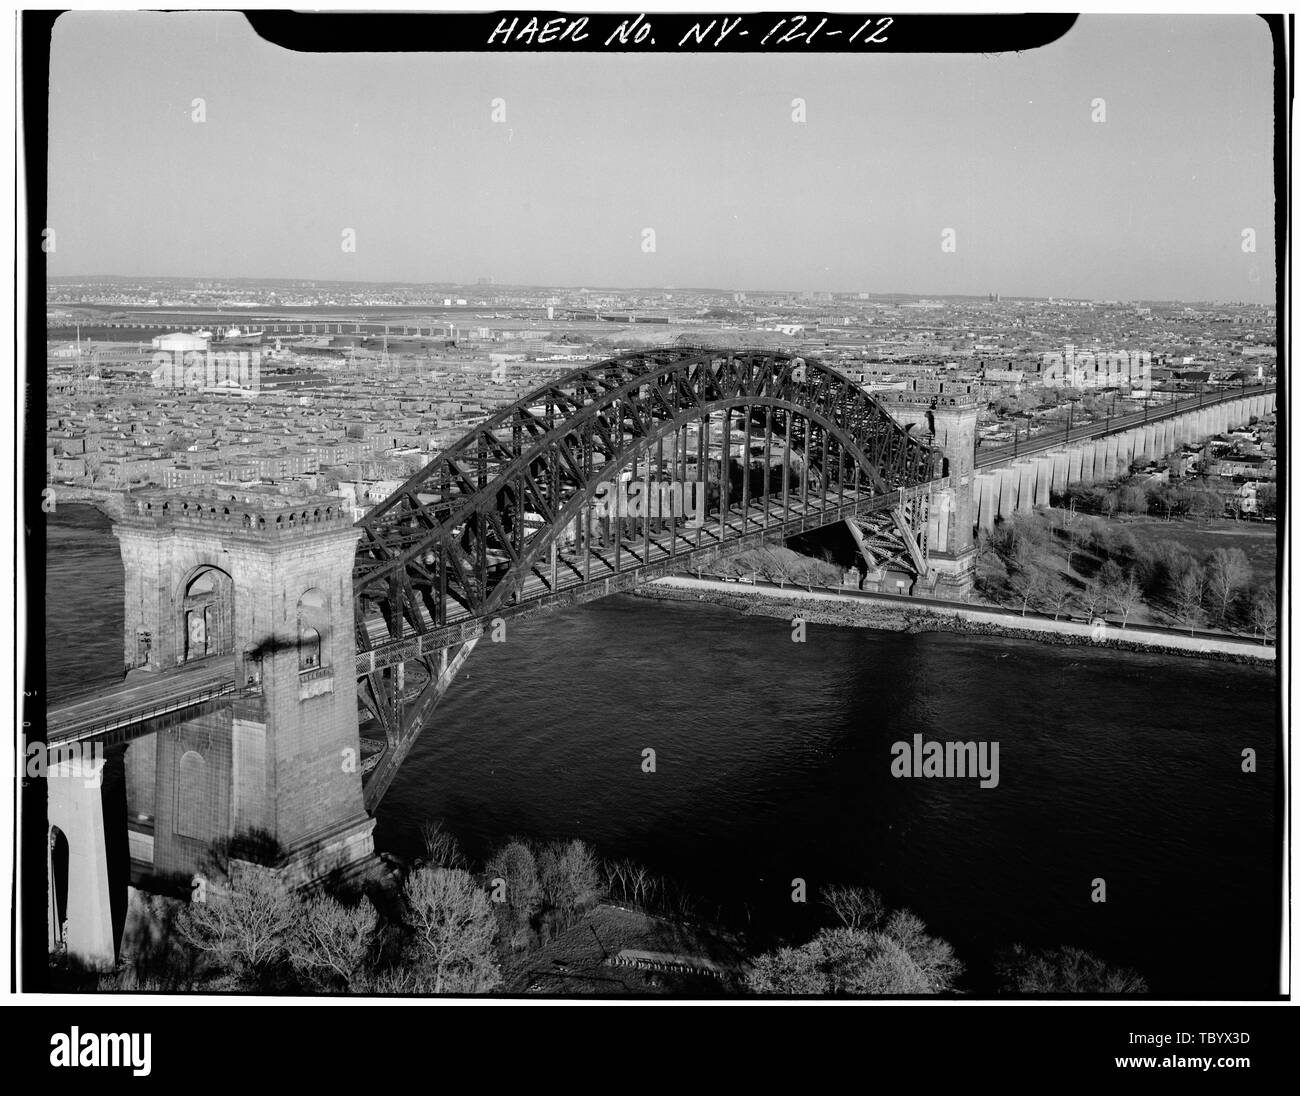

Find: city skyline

[43,271,1282,307]
[45,12,1277,303]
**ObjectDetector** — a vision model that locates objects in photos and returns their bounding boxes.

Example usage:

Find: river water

[43,504,1281,995]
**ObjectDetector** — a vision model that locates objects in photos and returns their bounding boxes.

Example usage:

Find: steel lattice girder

[353,346,939,637]
[852,501,930,577]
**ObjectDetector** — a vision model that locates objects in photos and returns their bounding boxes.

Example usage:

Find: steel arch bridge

[352,346,949,806]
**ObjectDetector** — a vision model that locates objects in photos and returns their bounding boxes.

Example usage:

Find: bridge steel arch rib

[354,346,937,629]
[352,346,941,808]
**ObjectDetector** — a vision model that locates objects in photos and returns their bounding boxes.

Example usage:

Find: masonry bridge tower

[47,488,380,967]
[879,381,979,598]
[111,488,374,874]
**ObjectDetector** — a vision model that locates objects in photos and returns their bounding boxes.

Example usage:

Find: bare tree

[82,452,105,487]
[822,884,885,931]
[287,894,377,992]
[1061,505,1083,575]
[642,871,662,910]
[974,530,1001,570]
[1011,540,1046,616]
[1204,548,1251,624]
[1110,576,1143,629]
[625,861,653,909]
[537,839,603,914]
[881,910,964,994]
[1097,559,1124,597]
[403,867,501,994]
[602,859,631,903]
[1249,584,1277,642]
[1043,573,1075,621]
[484,840,541,926]
[1171,565,1207,634]
[1077,579,1108,622]
[765,548,794,587]
[175,864,298,984]
[419,819,466,871]
[362,965,426,995]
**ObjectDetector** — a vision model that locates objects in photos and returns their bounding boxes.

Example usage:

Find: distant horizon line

[45,273,1275,309]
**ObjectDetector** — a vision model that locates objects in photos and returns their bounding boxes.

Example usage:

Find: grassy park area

[974,507,1276,637]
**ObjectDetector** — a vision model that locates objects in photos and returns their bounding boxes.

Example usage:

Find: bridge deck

[356,484,928,671]
[46,654,240,745]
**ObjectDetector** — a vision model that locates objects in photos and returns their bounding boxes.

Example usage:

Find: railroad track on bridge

[974,384,1276,469]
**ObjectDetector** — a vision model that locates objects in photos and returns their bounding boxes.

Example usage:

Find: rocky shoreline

[633,582,1275,667]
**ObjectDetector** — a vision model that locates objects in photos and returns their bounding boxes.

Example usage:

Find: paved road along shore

[641,576,1276,664]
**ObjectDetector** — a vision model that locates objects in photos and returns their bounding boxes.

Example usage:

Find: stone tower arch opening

[179,565,234,665]
[297,588,328,672]
[48,825,69,949]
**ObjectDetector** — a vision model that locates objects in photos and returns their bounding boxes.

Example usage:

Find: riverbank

[638,576,1276,665]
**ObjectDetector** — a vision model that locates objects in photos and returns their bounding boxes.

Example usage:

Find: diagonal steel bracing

[362,637,479,812]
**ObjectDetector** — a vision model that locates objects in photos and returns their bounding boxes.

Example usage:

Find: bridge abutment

[47,755,116,969]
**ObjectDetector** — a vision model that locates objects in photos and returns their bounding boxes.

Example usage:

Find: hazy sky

[45,12,1276,301]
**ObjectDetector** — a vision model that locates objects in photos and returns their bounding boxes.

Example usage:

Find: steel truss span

[353,346,940,641]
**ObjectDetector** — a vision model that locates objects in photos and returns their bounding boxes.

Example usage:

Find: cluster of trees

[982,516,1146,624]
[172,857,506,994]
[1130,543,1275,637]
[745,884,1148,996]
[1059,478,1229,521]
[711,545,842,588]
[976,512,1276,638]
[419,821,616,951]
[603,858,703,923]
[1055,476,1275,522]
[745,886,963,995]
[111,859,504,995]
[978,517,1140,624]
[482,836,604,952]
[98,823,693,994]
[88,828,1156,998]
[477,831,708,952]
[994,944,1148,994]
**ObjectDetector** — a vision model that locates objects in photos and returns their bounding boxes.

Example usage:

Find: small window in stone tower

[297,588,328,673]
[299,627,321,671]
